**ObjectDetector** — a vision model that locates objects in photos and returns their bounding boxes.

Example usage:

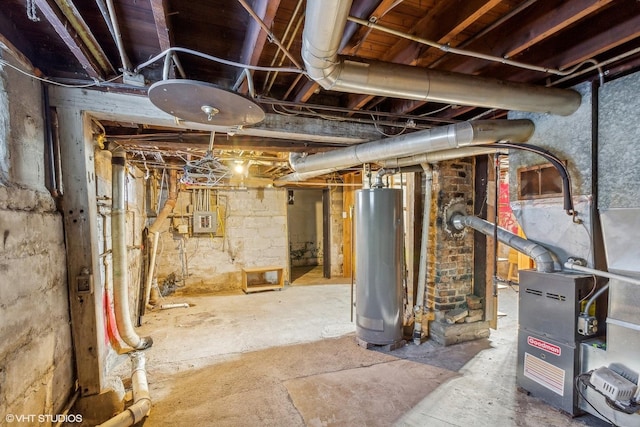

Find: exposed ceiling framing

[2,0,639,182]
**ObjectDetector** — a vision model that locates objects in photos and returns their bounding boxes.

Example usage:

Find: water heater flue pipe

[112,151,153,350]
[450,213,557,273]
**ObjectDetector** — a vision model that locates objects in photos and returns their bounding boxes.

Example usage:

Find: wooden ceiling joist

[34,0,110,79]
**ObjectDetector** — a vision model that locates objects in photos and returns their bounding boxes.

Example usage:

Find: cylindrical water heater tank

[355,187,404,345]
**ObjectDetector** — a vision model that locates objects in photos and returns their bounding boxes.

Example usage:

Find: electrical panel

[193,211,217,234]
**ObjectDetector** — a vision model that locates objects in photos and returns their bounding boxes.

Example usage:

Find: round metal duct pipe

[282,119,532,180]
[303,0,581,116]
[355,188,404,346]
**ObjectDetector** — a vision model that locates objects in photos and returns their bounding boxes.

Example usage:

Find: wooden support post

[57,108,107,396]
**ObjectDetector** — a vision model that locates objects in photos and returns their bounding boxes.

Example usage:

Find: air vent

[546,292,566,301]
[525,288,543,296]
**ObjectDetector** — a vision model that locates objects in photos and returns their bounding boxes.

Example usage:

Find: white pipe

[144,231,160,308]
[144,169,178,310]
[413,164,432,345]
[160,303,190,310]
[564,260,640,286]
[105,0,132,72]
[97,352,151,427]
[302,0,581,116]
[112,151,153,350]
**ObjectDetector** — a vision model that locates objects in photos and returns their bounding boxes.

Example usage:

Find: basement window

[517,163,563,199]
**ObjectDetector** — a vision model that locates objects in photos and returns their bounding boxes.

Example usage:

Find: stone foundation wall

[0,50,74,419]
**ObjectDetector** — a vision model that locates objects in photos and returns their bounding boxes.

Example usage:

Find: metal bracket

[77,267,94,294]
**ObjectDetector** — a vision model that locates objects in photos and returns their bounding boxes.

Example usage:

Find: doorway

[287,188,329,283]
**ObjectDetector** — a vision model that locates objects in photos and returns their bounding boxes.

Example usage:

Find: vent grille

[546,292,566,301]
[525,288,543,296]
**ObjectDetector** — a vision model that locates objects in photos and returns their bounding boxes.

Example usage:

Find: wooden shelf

[242,266,284,293]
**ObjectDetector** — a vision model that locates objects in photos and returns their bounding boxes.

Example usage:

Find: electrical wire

[134,47,307,75]
[579,275,598,304]
[482,142,577,218]
[0,58,123,88]
[575,372,619,426]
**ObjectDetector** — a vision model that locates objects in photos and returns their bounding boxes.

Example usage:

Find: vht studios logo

[527,336,561,356]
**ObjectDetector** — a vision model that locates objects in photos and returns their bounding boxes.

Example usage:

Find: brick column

[427,159,490,346]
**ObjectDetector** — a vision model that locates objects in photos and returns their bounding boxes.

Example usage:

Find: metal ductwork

[450,213,557,273]
[302,0,581,116]
[378,147,505,169]
[275,119,533,183]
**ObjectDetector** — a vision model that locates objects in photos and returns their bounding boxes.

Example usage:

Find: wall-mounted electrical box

[193,211,217,234]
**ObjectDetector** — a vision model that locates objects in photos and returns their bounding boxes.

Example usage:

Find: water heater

[355,188,403,346]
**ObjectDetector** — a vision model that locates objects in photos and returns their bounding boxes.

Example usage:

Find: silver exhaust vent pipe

[302,0,581,116]
[275,119,533,183]
[451,213,557,273]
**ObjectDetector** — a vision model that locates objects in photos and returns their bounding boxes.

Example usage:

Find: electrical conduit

[112,151,153,350]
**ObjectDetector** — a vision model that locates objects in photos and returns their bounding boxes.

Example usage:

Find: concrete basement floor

[119,274,609,427]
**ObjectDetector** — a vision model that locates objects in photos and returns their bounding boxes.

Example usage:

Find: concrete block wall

[156,187,288,293]
[508,83,595,265]
[0,50,74,419]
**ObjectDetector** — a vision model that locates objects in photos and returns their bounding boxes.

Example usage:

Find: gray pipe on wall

[450,213,557,273]
[112,151,153,350]
[302,0,581,116]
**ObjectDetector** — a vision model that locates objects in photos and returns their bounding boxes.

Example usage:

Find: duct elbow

[301,46,341,90]
[528,245,557,273]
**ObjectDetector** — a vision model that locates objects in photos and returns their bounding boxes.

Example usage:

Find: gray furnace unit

[517,270,595,415]
[354,187,404,347]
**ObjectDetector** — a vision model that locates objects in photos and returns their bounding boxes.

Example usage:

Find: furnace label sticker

[523,352,565,396]
[527,336,561,356]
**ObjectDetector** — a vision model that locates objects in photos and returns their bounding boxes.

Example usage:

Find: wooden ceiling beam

[33,0,107,79]
[351,0,500,113]
[113,137,340,153]
[150,0,172,52]
[447,0,615,75]
[235,0,283,94]
[493,7,640,84]
[501,0,615,60]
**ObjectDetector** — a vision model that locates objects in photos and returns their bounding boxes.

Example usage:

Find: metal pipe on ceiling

[378,147,505,168]
[302,0,581,116]
[276,120,533,184]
